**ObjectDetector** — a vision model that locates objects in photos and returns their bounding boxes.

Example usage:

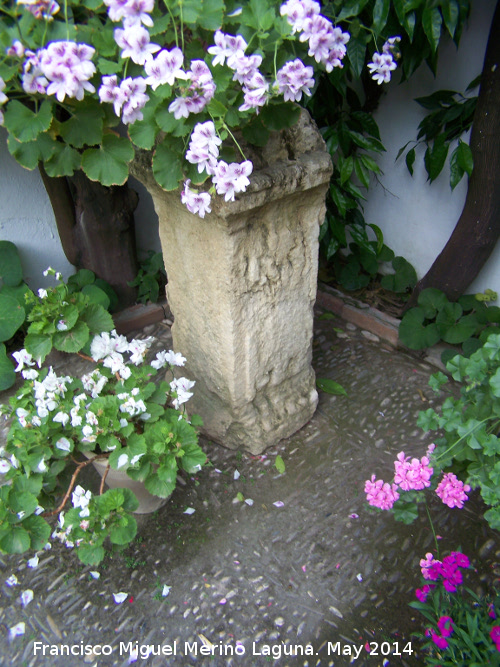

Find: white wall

[0,129,160,291]
[364,0,498,295]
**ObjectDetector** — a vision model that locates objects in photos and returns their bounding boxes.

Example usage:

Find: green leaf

[275,455,286,474]
[0,294,25,341]
[77,544,106,565]
[442,0,460,38]
[43,143,82,177]
[241,118,270,148]
[260,103,301,131]
[456,139,473,176]
[81,134,134,186]
[23,515,51,551]
[182,0,224,30]
[316,378,348,396]
[128,97,160,149]
[0,343,15,391]
[372,0,390,32]
[399,307,440,349]
[393,500,419,524]
[0,241,23,286]
[436,303,478,344]
[81,285,110,310]
[24,333,52,365]
[424,135,449,182]
[152,140,184,191]
[144,473,176,498]
[346,36,366,78]
[81,302,114,334]
[180,443,206,474]
[449,145,465,190]
[53,320,90,353]
[4,100,53,143]
[0,526,31,553]
[59,101,104,148]
[7,135,42,170]
[405,147,416,176]
[422,5,443,52]
[418,288,448,318]
[340,156,354,185]
[109,514,137,545]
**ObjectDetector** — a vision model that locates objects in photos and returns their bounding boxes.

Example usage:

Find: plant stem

[425,501,440,557]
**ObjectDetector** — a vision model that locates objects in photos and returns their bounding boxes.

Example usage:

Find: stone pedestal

[131,110,332,454]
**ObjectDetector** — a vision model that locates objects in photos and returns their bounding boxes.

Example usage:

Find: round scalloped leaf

[0,240,23,286]
[399,307,440,349]
[436,305,478,344]
[4,100,53,143]
[76,544,106,565]
[0,526,31,553]
[0,293,25,341]
[22,515,51,551]
[417,288,449,319]
[109,513,138,545]
[81,285,110,310]
[0,343,15,390]
[81,134,134,186]
[152,141,184,191]
[24,333,52,365]
[53,320,90,353]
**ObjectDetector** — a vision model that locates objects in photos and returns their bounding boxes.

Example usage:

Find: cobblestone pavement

[0,307,499,667]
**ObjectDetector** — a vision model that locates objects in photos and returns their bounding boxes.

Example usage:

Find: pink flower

[420,553,442,581]
[144,47,188,89]
[491,626,500,651]
[276,59,315,102]
[489,603,496,619]
[435,473,471,509]
[212,161,253,202]
[431,633,449,650]
[415,584,434,602]
[367,52,397,85]
[181,180,211,218]
[114,25,160,65]
[393,451,433,491]
[364,474,399,510]
[437,616,454,638]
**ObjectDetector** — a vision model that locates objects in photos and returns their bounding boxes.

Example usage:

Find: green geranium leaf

[59,101,104,148]
[399,307,441,350]
[260,103,301,131]
[144,473,176,498]
[0,343,15,391]
[152,140,184,191]
[180,443,206,474]
[82,134,134,186]
[81,285,111,310]
[77,544,106,565]
[109,514,137,545]
[4,100,53,143]
[0,240,23,286]
[392,500,419,524]
[0,526,31,553]
[23,515,51,551]
[0,294,25,342]
[53,320,90,353]
[81,302,114,335]
[43,143,82,177]
[24,332,52,365]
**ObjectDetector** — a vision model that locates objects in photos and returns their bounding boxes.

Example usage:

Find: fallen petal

[184,507,195,515]
[234,470,240,480]
[21,589,33,607]
[219,598,227,604]
[9,622,25,639]
[356,573,363,582]
[89,571,100,579]
[27,555,39,568]
[301,565,306,572]
[162,585,171,597]
[349,513,359,519]
[244,498,254,506]
[113,592,128,604]
[273,501,284,508]
[6,574,19,587]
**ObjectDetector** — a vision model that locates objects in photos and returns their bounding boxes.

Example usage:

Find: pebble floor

[0,307,499,667]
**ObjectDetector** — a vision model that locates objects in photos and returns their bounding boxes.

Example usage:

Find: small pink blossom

[491,625,500,651]
[420,553,442,581]
[393,451,433,491]
[364,474,399,510]
[435,472,471,509]
[437,616,454,638]
[415,584,434,602]
[431,632,449,650]
[181,180,211,218]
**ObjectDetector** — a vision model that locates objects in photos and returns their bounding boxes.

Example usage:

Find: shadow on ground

[0,308,498,667]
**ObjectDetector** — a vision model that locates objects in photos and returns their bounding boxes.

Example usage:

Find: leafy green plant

[416,332,500,530]
[397,79,478,188]
[0,241,34,390]
[128,252,166,305]
[399,288,500,362]
[22,268,116,366]
[0,330,206,565]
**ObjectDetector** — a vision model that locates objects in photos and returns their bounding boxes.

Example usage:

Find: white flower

[89,571,100,579]
[53,411,70,426]
[162,584,171,597]
[5,574,19,587]
[0,459,11,474]
[56,320,68,331]
[21,368,39,380]
[37,458,47,472]
[130,453,145,466]
[35,505,44,515]
[17,511,25,519]
[38,288,48,298]
[113,592,128,604]
[120,418,128,428]
[12,349,35,372]
[170,377,195,409]
[152,350,186,369]
[21,589,34,607]
[9,622,25,639]
[72,485,92,509]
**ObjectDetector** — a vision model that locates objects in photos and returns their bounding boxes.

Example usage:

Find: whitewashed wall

[364,0,498,295]
[0,0,497,295]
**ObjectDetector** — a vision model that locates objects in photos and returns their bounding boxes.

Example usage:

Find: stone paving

[0,306,499,667]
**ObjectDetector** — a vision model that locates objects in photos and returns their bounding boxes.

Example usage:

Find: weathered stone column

[131,110,332,454]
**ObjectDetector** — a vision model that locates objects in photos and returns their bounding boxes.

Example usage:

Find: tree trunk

[406,0,500,307]
[39,166,139,308]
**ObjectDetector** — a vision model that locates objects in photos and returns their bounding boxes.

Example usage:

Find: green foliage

[416,333,500,529]
[0,241,34,390]
[397,79,478,188]
[23,268,116,366]
[399,288,500,362]
[309,0,470,291]
[316,377,348,396]
[128,251,167,305]
[0,329,206,565]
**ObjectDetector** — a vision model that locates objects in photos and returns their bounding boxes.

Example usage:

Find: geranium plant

[0,0,401,217]
[0,327,206,566]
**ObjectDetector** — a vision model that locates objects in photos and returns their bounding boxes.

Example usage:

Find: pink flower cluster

[430,615,454,650]
[419,551,470,592]
[367,36,400,85]
[280,0,350,72]
[22,41,96,103]
[276,59,315,103]
[99,75,149,124]
[365,450,432,510]
[104,0,155,27]
[17,0,59,21]
[435,472,471,509]
[168,60,216,120]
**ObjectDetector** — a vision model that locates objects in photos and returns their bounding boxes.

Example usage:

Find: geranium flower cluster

[365,446,471,511]
[419,551,470,592]
[22,41,96,102]
[17,0,60,21]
